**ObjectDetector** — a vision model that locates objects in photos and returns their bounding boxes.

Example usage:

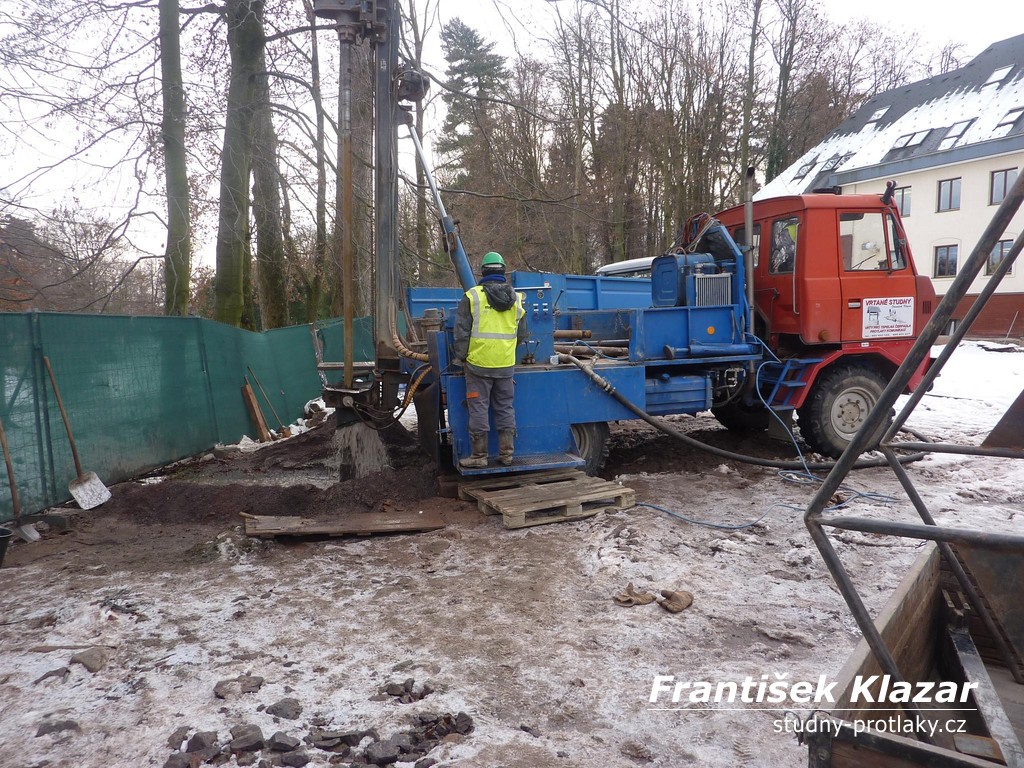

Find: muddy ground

[1,344,1021,768]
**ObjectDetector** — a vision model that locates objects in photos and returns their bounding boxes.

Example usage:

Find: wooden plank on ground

[241,382,272,442]
[459,469,634,529]
[243,511,444,538]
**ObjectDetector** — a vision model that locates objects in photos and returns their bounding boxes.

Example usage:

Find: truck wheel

[798,363,889,458]
[712,400,770,432]
[571,422,610,476]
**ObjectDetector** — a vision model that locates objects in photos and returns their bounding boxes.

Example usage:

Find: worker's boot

[498,429,516,466]
[460,433,489,468]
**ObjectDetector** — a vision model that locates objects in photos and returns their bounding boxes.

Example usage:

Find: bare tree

[159,0,193,316]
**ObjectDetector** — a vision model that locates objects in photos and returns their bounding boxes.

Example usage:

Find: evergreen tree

[436,19,509,184]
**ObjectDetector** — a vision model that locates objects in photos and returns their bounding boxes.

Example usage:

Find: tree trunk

[251,34,289,329]
[158,0,191,316]
[304,0,328,322]
[213,0,261,326]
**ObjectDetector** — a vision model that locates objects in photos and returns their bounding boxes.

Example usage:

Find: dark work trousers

[464,369,516,434]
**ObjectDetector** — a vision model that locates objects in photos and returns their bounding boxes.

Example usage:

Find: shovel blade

[983,387,1024,450]
[69,472,111,510]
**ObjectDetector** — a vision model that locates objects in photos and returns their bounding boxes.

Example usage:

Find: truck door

[838,210,918,342]
[758,215,802,336]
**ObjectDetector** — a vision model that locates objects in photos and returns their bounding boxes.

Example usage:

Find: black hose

[562,355,927,471]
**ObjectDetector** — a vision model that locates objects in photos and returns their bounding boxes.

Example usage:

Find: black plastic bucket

[0,526,12,568]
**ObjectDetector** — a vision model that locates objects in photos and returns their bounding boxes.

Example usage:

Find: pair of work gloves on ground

[613,582,693,613]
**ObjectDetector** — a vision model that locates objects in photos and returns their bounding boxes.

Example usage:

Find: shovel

[0,413,40,542]
[42,356,111,509]
[983,385,1024,450]
[247,366,292,438]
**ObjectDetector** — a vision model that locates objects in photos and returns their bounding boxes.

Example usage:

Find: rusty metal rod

[881,441,1024,459]
[553,329,592,340]
[558,340,629,349]
[818,516,1024,552]
[553,344,628,357]
[801,171,1024,736]
[337,29,355,389]
[884,231,1024,444]
[883,444,1024,683]
[806,167,1024,518]
[803,516,933,736]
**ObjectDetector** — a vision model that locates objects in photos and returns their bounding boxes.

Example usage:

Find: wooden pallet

[458,469,635,529]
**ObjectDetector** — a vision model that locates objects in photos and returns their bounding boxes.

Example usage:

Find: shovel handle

[247,366,286,429]
[43,356,84,477]
[0,414,21,520]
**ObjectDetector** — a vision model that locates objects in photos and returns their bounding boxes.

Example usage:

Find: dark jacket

[453,277,528,377]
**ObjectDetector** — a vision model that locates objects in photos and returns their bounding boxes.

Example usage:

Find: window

[822,155,842,171]
[894,186,911,217]
[938,119,973,150]
[821,153,854,172]
[840,212,901,271]
[999,108,1024,129]
[937,178,961,212]
[934,245,958,278]
[793,159,817,180]
[867,106,890,123]
[731,223,761,268]
[987,239,1014,276]
[991,168,1019,205]
[892,130,930,150]
[984,66,1014,86]
[769,218,799,274]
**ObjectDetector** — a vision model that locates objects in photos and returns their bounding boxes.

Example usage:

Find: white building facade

[757,34,1024,336]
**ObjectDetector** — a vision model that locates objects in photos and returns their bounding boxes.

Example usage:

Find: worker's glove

[451,357,463,367]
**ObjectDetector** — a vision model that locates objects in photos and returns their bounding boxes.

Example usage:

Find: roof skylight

[938,119,974,150]
[984,65,1013,86]
[793,159,817,180]
[892,129,930,150]
[867,106,890,123]
[997,107,1024,128]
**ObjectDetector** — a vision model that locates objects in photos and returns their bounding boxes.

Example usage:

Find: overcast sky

[430,0,1022,66]
[823,0,1023,54]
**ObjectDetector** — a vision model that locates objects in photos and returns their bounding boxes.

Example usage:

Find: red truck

[713,191,936,456]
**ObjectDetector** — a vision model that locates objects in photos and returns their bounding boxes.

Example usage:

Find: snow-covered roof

[757,33,1024,198]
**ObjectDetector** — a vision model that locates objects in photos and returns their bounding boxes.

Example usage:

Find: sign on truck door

[837,210,918,342]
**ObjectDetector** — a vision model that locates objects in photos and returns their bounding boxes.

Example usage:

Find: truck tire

[798,363,889,458]
[712,400,770,432]
[571,422,611,476]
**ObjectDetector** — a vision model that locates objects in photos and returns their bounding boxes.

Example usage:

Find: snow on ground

[0,341,1021,768]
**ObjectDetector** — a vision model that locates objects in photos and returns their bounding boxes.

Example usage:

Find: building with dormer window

[757,34,1024,336]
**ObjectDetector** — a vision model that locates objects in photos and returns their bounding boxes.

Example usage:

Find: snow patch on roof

[758,34,1024,198]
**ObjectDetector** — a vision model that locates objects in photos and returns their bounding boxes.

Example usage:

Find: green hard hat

[481,251,505,268]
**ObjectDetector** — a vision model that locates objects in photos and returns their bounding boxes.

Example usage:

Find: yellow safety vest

[466,284,525,369]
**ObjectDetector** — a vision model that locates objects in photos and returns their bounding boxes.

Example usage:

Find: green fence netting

[0,312,374,521]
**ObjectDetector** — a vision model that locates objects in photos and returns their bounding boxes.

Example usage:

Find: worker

[452,251,527,468]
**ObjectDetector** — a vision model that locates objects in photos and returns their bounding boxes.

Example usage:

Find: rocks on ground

[160,710,474,768]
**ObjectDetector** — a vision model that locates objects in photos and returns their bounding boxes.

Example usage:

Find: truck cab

[716,194,935,351]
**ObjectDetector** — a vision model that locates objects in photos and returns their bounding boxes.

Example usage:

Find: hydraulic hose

[390,312,429,362]
[560,354,927,471]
